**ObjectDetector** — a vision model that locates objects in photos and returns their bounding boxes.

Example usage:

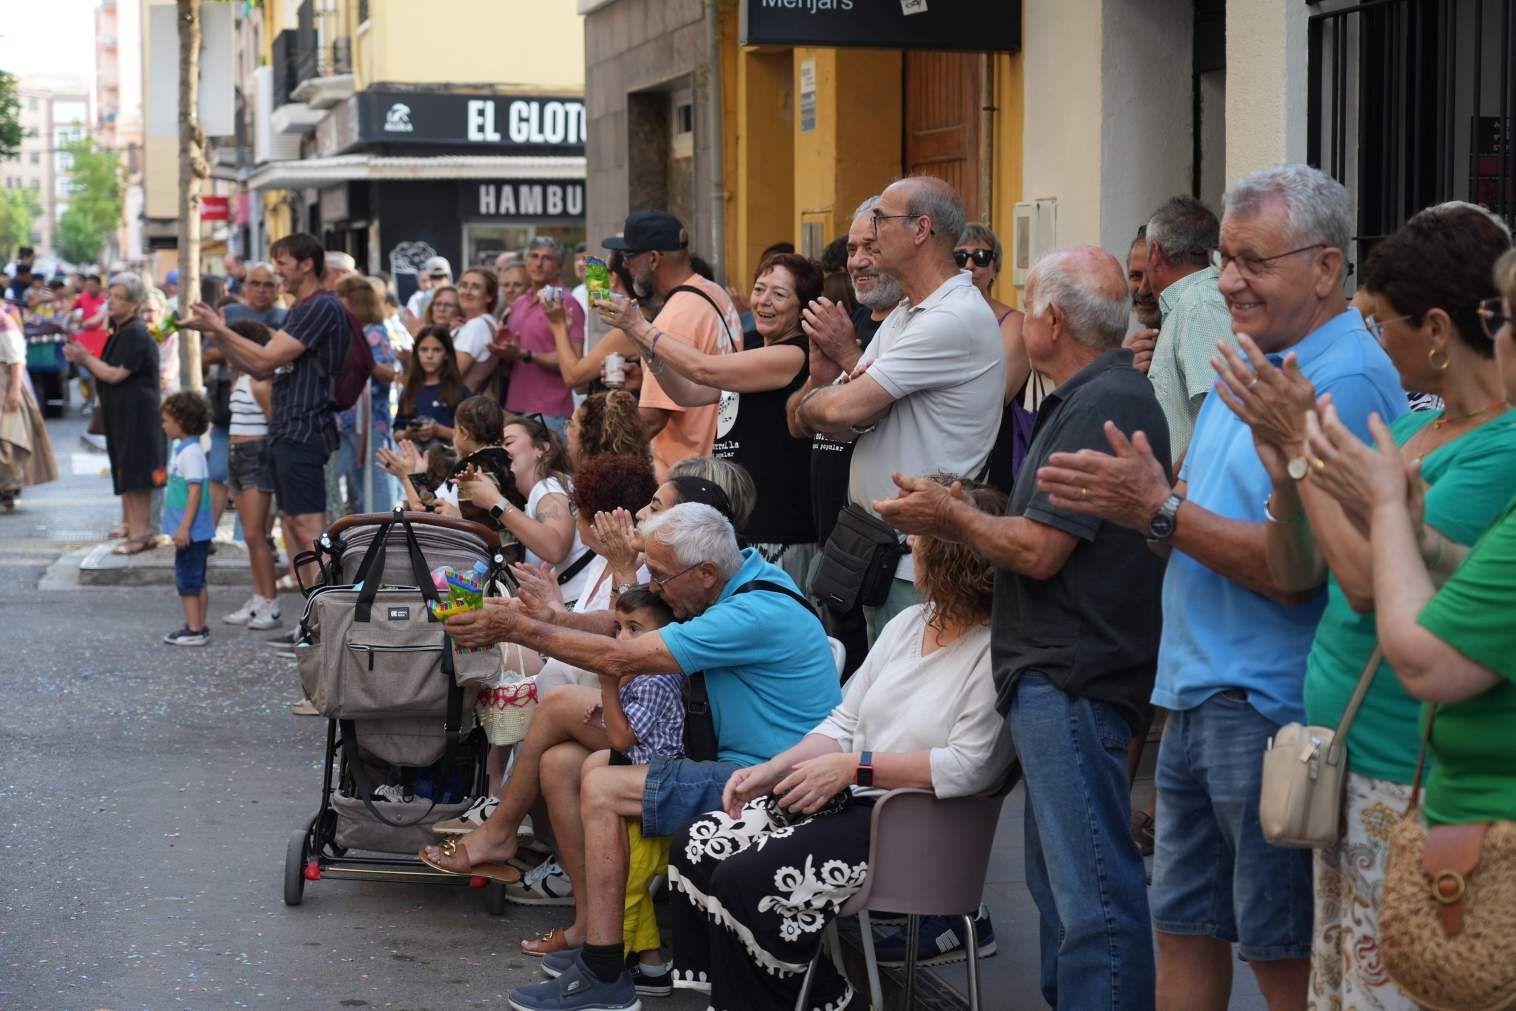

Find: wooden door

[904,52,982,217]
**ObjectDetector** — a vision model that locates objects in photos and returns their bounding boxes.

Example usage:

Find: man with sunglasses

[1137,195,1237,460]
[795,176,1004,644]
[441,502,840,1011]
[1034,164,1406,1010]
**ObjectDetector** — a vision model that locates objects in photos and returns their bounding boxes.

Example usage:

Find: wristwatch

[854,751,874,788]
[488,500,515,523]
[523,349,535,364]
[614,582,640,596]
[1145,493,1185,541]
[1287,454,1311,481]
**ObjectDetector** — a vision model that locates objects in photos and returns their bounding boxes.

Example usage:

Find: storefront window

[463,222,587,269]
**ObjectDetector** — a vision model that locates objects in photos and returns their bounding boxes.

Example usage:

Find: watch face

[1148,512,1176,539]
[1287,456,1310,481]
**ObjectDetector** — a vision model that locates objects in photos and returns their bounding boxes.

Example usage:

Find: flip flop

[417,837,521,884]
[111,536,154,556]
[521,927,574,957]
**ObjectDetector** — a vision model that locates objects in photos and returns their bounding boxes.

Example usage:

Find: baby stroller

[282,509,511,912]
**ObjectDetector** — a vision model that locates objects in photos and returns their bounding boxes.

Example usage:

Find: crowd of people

[6,159,1516,1011]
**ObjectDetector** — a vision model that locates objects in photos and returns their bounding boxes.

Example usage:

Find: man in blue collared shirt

[1036,164,1406,1009]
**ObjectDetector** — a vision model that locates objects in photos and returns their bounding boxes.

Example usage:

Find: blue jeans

[1012,672,1155,1010]
[1150,691,1312,960]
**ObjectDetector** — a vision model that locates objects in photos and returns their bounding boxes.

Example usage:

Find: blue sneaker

[508,951,640,1011]
[542,951,670,998]
[873,906,997,967]
[163,627,209,647]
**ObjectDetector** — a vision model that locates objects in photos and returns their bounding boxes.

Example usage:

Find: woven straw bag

[1380,706,1516,1011]
[476,642,538,746]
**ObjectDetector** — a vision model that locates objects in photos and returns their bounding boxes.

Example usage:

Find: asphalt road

[0,414,708,1011]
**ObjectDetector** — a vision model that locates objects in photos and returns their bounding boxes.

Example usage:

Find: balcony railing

[295,0,353,84]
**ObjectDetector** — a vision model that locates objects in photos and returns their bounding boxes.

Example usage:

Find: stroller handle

[325,510,502,550]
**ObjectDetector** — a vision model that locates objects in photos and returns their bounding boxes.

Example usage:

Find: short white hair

[246,260,276,276]
[326,251,357,274]
[1223,164,1352,281]
[1026,249,1130,349]
[1412,200,1514,241]
[107,271,147,305]
[641,502,743,581]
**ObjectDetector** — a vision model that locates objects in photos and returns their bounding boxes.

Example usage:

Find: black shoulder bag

[666,284,736,352]
[811,503,906,613]
[683,579,820,763]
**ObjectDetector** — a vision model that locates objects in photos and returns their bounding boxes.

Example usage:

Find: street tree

[55,136,125,266]
[0,186,41,260]
[0,71,24,162]
[177,0,212,392]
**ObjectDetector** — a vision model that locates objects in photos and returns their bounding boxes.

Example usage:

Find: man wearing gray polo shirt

[795,175,1004,642]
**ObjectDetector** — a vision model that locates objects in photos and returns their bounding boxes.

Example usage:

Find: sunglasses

[953,248,995,269]
[1477,297,1511,341]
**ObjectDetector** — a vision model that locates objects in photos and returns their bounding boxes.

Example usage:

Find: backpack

[328,307,375,412]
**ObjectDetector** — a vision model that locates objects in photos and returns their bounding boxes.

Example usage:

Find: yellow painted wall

[356,0,585,91]
[731,48,795,287]
[792,48,902,259]
[989,51,1023,307]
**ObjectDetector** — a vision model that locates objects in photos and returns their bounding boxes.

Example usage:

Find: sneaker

[541,948,579,978]
[626,961,672,998]
[873,907,997,967]
[223,595,261,625]
[504,855,574,906]
[163,627,210,647]
[373,783,410,803]
[433,795,499,835]
[267,628,300,647]
[246,597,282,630]
[508,952,639,1011]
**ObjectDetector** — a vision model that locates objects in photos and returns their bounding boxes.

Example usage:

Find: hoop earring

[1428,346,1451,371]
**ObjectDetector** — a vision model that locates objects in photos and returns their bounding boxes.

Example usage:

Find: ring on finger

[1246,376,1260,390]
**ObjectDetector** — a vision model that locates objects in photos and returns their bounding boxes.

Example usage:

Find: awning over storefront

[248,154,586,190]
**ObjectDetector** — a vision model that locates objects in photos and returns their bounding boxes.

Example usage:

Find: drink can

[603,352,626,387]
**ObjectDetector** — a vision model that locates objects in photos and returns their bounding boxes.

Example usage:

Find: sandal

[521,927,575,957]
[108,522,128,538]
[111,536,155,556]
[417,836,521,884]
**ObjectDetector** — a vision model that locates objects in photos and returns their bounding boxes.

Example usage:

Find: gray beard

[855,275,904,312]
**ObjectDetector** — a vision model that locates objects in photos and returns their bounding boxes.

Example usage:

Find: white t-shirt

[533,554,650,693]
[526,476,591,603]
[453,314,495,366]
[850,271,1005,579]
[405,287,434,320]
[813,604,1012,798]
[228,374,269,437]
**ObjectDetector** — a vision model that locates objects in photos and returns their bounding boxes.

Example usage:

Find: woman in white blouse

[666,478,1012,1011]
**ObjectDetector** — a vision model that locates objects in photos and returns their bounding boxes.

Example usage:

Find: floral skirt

[1309,771,1422,1011]
[668,794,871,1011]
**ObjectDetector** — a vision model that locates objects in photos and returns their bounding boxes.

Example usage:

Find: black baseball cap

[602,210,689,254]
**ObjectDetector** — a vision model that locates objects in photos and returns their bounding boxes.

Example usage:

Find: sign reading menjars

[740,0,1020,52]
[460,180,585,222]
[359,91,587,151]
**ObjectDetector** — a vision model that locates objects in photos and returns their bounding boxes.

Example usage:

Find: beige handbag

[1259,646,1382,848]
[1381,706,1516,1011]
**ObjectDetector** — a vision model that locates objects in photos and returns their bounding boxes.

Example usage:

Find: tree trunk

[176,0,208,392]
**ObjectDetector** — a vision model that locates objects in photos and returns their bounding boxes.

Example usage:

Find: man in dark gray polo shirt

[878,246,1168,1010]
[186,233,349,586]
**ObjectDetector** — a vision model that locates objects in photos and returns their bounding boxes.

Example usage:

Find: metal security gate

[1308,0,1515,264]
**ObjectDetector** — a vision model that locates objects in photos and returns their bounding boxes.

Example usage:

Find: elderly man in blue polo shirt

[1037,164,1405,1010]
[443,502,841,1011]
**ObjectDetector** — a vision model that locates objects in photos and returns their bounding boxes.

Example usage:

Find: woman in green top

[1303,243,1516,995]
[1215,205,1516,1011]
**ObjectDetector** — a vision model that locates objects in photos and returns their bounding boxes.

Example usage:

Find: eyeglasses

[647,562,703,594]
[247,280,277,289]
[1209,243,1327,278]
[1364,312,1414,344]
[431,300,460,311]
[1478,297,1512,340]
[870,210,933,238]
[953,248,995,269]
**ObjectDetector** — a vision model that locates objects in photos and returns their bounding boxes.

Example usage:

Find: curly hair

[161,390,212,437]
[912,476,1005,633]
[572,452,658,521]
[573,389,647,461]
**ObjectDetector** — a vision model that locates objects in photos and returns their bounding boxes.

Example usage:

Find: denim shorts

[1150,690,1314,960]
[174,539,211,597]
[270,437,328,516]
[227,439,274,497]
[642,756,742,838]
[208,425,230,484]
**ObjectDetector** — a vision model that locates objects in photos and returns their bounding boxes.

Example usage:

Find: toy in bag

[428,561,490,651]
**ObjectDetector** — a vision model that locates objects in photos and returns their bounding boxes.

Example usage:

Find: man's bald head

[883,175,967,247]
[1025,245,1132,349]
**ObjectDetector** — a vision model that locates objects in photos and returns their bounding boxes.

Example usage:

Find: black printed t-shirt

[809,308,885,543]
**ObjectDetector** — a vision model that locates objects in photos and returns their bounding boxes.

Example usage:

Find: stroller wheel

[484,881,506,916]
[284,826,311,906]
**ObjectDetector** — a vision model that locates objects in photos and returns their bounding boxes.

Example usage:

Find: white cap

[423,255,452,277]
